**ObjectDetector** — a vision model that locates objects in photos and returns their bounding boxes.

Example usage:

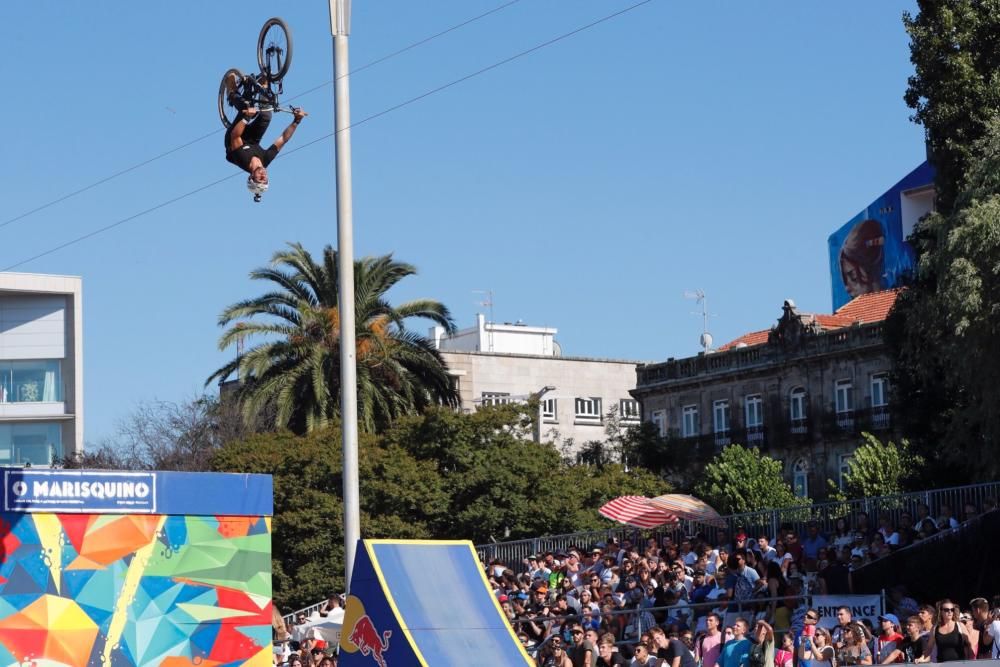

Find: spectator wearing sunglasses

[919,600,972,662]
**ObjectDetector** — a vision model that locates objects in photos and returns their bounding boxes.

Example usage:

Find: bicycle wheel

[258,17,292,83]
[217,68,246,128]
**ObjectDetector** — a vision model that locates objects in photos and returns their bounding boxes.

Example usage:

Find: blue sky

[2,1,926,443]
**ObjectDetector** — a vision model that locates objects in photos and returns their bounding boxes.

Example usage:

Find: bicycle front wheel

[218,68,245,129]
[258,17,292,83]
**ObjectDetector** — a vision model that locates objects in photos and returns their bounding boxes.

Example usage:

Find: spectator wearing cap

[876,614,903,663]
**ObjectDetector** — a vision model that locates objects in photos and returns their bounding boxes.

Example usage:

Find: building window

[835,379,854,429]
[871,374,888,407]
[835,380,853,413]
[870,373,890,429]
[0,360,62,404]
[541,398,557,422]
[789,386,807,434]
[838,454,853,491]
[575,397,602,422]
[481,391,511,407]
[792,458,809,498]
[650,410,667,437]
[619,399,640,422]
[0,422,62,466]
[745,394,764,444]
[681,405,699,438]
[713,400,730,446]
[745,395,763,427]
[713,400,730,433]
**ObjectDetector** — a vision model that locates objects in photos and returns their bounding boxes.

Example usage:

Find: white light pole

[328,0,360,593]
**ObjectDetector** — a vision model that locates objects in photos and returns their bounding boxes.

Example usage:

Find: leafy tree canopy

[828,432,925,500]
[904,0,1000,213]
[694,444,804,515]
[888,120,1000,480]
[211,403,667,610]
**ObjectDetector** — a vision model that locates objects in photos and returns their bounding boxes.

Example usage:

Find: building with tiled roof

[632,291,902,500]
[717,289,900,352]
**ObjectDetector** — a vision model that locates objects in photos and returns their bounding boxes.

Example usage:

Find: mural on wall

[0,470,273,667]
[828,162,935,310]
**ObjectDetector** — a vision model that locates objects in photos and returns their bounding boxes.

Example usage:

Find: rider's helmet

[247,175,269,203]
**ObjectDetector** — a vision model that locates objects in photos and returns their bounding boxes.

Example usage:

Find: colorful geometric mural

[0,471,273,667]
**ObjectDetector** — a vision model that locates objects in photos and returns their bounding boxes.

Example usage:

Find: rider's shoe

[224,72,239,95]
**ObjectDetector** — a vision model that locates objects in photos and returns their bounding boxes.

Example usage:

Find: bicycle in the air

[218,17,295,128]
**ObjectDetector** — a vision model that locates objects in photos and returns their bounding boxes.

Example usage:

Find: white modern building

[431,314,645,454]
[0,273,83,466]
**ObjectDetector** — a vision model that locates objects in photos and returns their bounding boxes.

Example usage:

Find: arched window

[792,458,809,498]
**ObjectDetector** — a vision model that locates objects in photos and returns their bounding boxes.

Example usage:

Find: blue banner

[828,162,935,310]
[2,469,272,516]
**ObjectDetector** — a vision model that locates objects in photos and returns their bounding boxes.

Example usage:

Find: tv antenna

[472,289,495,352]
[684,289,715,353]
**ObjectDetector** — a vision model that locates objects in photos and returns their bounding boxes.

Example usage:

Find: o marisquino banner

[4,470,156,513]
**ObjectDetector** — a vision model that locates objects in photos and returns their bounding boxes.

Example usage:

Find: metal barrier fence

[474,481,1000,571]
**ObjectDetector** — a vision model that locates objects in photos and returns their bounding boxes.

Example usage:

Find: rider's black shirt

[224,113,278,173]
[225,141,279,173]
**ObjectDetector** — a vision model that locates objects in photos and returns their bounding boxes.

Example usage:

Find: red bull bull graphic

[344,609,392,667]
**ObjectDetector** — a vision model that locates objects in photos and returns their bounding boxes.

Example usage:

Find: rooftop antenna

[684,289,715,353]
[472,289,495,352]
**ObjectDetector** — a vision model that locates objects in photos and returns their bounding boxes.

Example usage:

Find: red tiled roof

[717,330,769,351]
[833,288,901,323]
[716,289,901,352]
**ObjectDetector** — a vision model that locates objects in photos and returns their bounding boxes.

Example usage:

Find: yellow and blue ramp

[339,539,533,666]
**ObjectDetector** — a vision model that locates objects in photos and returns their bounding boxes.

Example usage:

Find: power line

[2,0,654,272]
[0,0,524,232]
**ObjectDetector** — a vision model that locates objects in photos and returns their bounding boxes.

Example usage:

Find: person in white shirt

[757,536,777,563]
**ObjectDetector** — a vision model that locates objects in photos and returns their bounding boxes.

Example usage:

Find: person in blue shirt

[719,618,751,667]
[801,521,828,569]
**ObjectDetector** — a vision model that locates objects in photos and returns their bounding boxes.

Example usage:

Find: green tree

[903,1,1000,213]
[207,243,459,434]
[209,427,447,610]
[828,433,924,500]
[887,120,1000,480]
[694,444,804,515]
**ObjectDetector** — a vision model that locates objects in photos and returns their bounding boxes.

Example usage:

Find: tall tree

[887,121,1000,479]
[889,2,1000,480]
[207,243,459,434]
[903,1,1000,214]
[694,445,804,515]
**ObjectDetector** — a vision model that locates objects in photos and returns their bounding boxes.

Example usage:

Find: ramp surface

[339,539,532,666]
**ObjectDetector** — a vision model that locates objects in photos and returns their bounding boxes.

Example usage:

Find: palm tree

[207,243,459,434]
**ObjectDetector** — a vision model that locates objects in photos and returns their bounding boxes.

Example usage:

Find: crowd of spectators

[269,503,998,666]
[478,506,999,666]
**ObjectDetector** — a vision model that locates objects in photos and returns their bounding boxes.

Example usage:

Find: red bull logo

[340,595,394,667]
[348,614,392,667]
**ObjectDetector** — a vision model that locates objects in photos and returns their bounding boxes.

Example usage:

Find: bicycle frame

[238,75,296,116]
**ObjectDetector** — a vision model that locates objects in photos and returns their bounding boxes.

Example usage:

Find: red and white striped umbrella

[599,495,679,529]
[646,494,724,526]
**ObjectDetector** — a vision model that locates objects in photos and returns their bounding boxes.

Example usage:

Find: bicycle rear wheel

[218,68,245,129]
[258,17,292,83]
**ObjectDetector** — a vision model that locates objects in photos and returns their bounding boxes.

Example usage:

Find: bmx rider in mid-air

[224,73,307,202]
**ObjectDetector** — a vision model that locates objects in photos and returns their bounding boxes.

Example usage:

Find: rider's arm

[272,109,307,151]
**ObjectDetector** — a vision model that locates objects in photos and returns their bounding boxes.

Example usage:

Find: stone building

[630,290,900,499]
[432,314,646,453]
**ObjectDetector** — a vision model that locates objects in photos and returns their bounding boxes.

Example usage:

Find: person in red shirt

[876,614,904,663]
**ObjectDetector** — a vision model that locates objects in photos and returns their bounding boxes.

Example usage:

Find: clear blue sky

[2,1,926,444]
